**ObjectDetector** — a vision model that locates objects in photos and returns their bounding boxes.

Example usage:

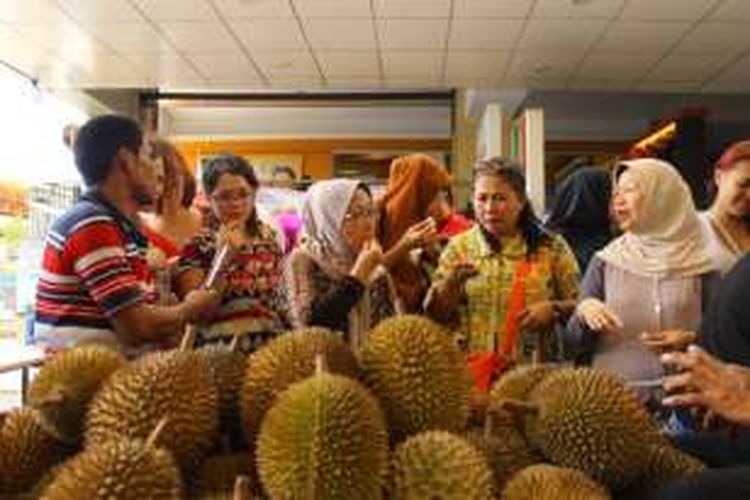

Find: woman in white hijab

[566,158,720,403]
[285,179,400,351]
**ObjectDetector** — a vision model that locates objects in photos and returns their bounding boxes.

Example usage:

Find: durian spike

[233,475,252,500]
[498,399,540,417]
[229,333,242,352]
[180,324,197,351]
[314,353,328,374]
[145,416,170,450]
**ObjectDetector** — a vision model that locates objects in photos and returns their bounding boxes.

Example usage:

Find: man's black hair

[74,114,142,187]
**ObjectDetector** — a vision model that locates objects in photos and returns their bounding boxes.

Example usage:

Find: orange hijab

[378,154,451,311]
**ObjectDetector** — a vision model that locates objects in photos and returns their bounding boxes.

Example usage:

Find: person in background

[661,253,750,469]
[286,179,398,351]
[648,346,750,500]
[377,154,451,313]
[567,158,719,405]
[34,115,219,354]
[699,140,750,274]
[175,155,290,353]
[545,165,613,272]
[140,139,202,258]
[427,188,473,240]
[425,157,580,390]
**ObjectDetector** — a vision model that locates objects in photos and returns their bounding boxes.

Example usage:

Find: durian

[522,368,667,490]
[641,445,705,486]
[42,419,182,499]
[85,349,219,471]
[501,464,611,500]
[198,341,247,445]
[257,367,389,499]
[392,430,495,500]
[240,327,360,443]
[359,315,472,441]
[28,345,126,443]
[463,417,544,489]
[0,408,66,495]
[490,365,551,408]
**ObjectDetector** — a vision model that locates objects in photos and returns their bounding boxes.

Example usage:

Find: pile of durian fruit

[0,315,704,499]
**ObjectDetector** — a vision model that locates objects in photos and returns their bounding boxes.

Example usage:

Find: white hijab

[597,158,713,277]
[301,179,361,275]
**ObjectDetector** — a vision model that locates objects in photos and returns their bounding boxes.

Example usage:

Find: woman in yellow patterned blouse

[425,157,580,383]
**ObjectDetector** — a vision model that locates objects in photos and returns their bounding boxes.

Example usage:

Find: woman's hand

[576,298,623,333]
[350,239,384,285]
[402,218,439,251]
[662,346,750,427]
[641,330,697,353]
[445,261,479,291]
[518,301,556,332]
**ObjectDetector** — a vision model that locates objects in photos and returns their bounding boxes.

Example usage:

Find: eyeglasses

[343,207,376,221]
[211,189,255,204]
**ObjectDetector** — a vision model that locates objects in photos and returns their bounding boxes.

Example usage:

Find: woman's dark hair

[202,154,261,236]
[474,156,551,255]
[74,115,142,187]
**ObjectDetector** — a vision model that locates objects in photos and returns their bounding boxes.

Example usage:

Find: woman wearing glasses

[286,179,399,352]
[175,155,291,353]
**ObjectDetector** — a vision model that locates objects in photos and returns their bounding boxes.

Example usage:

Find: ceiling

[1,0,750,93]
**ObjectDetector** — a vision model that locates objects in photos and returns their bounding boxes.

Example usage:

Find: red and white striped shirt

[34,191,149,350]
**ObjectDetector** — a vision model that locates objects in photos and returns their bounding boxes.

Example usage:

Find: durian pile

[0,316,706,499]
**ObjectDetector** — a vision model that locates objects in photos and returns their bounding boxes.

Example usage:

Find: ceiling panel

[188,53,260,81]
[131,0,216,21]
[15,20,105,57]
[86,22,172,53]
[453,0,531,19]
[0,25,55,76]
[505,51,583,82]
[212,0,293,19]
[620,0,716,21]
[532,0,626,19]
[567,79,634,91]
[253,51,320,79]
[595,21,691,54]
[444,51,509,80]
[318,51,380,77]
[635,81,701,92]
[448,19,524,50]
[378,19,449,50]
[231,19,307,51]
[304,19,376,50]
[125,52,205,85]
[294,0,371,19]
[703,55,750,92]
[385,76,446,88]
[709,0,750,21]
[58,0,142,24]
[374,0,451,19]
[576,53,660,81]
[517,19,608,51]
[0,0,68,23]
[325,76,382,88]
[645,52,735,82]
[160,21,239,53]
[383,51,443,78]
[676,22,750,54]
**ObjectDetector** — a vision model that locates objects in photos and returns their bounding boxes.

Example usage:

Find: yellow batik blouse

[434,225,580,356]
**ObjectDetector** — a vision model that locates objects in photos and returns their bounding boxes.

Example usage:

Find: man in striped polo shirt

[34,115,219,353]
